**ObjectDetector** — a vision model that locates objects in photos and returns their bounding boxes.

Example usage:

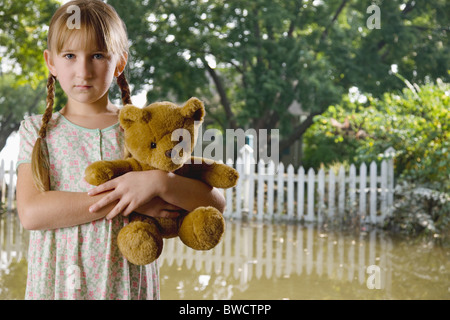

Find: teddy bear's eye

[150,142,157,149]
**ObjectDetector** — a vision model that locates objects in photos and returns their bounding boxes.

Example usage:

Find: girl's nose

[76,59,93,79]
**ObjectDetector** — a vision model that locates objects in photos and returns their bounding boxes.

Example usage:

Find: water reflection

[0,212,448,300]
[159,220,449,299]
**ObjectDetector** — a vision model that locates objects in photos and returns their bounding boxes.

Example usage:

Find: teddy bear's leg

[117,220,163,265]
[178,206,225,250]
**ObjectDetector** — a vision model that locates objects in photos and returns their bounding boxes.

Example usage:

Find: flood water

[0,212,448,300]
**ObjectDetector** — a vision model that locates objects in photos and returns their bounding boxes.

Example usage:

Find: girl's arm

[16,163,114,230]
[16,164,182,230]
[88,170,226,220]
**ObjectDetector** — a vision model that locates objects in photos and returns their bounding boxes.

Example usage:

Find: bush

[303,79,449,239]
[385,182,450,241]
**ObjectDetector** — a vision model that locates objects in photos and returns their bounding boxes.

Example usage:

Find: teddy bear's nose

[165,149,173,158]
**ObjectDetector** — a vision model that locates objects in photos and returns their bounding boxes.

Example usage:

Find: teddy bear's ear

[120,104,151,129]
[181,97,205,122]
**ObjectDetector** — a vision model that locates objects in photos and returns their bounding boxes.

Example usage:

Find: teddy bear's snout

[165,149,184,158]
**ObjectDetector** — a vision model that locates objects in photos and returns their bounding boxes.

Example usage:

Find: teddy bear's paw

[84,161,115,186]
[117,221,163,265]
[208,165,239,189]
[178,207,225,250]
[221,166,239,188]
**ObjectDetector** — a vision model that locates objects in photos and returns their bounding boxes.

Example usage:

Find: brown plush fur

[85,97,239,265]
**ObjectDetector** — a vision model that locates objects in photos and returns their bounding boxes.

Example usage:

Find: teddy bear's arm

[85,158,143,186]
[174,156,239,189]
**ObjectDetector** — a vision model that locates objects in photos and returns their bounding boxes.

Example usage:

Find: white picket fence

[0,147,396,225]
[224,147,396,224]
[0,160,16,212]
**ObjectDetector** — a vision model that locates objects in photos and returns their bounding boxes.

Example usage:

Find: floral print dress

[17,112,160,300]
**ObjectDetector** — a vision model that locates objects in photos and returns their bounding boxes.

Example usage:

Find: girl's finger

[89,191,120,213]
[122,205,136,217]
[87,180,117,196]
[106,201,129,220]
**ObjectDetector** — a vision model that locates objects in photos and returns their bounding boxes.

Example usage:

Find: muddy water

[1,213,448,299]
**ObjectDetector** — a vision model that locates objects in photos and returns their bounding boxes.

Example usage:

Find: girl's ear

[44,50,57,77]
[115,52,128,77]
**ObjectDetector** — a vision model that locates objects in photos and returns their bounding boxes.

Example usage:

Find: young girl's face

[44,34,126,106]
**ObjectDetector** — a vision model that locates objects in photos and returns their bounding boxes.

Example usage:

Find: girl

[16,0,225,300]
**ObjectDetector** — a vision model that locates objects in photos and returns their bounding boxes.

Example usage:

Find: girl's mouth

[75,85,93,90]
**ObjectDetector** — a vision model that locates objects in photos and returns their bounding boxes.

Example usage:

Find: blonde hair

[32,0,132,191]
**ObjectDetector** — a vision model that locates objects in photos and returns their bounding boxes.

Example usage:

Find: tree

[0,0,59,86]
[0,0,60,150]
[0,73,45,151]
[110,0,449,155]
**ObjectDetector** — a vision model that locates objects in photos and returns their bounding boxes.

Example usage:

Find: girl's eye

[93,53,104,59]
[64,54,75,60]
[150,142,157,149]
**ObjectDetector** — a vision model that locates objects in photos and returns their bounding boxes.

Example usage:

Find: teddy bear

[84,97,239,265]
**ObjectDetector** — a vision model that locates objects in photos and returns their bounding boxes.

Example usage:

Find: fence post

[369,161,377,224]
[359,162,367,222]
[240,142,255,214]
[328,168,335,218]
[267,161,275,219]
[349,164,356,214]
[225,158,234,218]
[338,166,345,217]
[380,160,388,222]
[257,159,265,220]
[317,168,325,223]
[235,157,244,219]
[306,168,315,222]
[0,160,4,204]
[384,147,396,209]
[276,162,285,217]
[287,164,295,220]
[297,166,305,221]
[7,161,15,211]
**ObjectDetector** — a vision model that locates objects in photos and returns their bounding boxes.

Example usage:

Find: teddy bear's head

[119,97,205,172]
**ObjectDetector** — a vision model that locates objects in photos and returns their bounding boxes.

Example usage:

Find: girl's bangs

[54,19,109,53]
[53,5,123,54]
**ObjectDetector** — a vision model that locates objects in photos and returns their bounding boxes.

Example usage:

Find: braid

[31,73,55,191]
[116,72,133,158]
[39,74,56,138]
[116,72,132,105]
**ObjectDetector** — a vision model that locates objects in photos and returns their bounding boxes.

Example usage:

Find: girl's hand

[88,170,173,220]
[135,197,186,219]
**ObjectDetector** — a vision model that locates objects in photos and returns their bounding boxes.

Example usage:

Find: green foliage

[304,79,449,187]
[385,182,450,241]
[303,79,449,239]
[0,73,46,150]
[110,0,449,152]
[1,0,449,155]
[0,0,60,86]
